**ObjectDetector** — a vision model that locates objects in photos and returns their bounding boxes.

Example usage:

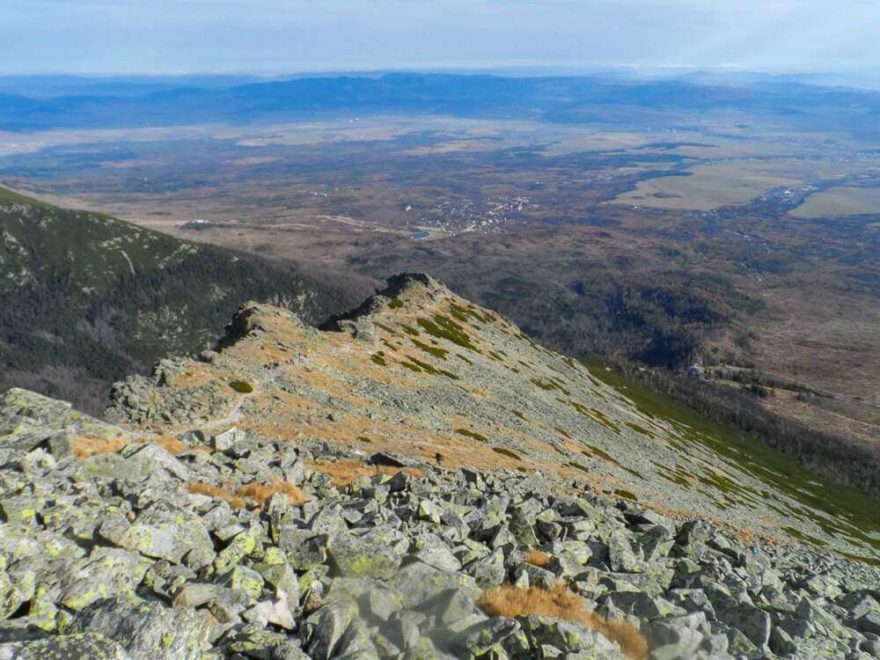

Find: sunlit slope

[108,273,880,563]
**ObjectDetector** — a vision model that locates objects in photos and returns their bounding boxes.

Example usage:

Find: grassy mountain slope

[0,187,365,413]
[106,274,880,564]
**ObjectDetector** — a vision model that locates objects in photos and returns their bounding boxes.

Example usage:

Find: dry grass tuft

[72,436,127,459]
[479,584,648,660]
[73,434,209,459]
[735,528,758,546]
[524,548,551,568]
[238,479,307,505]
[149,435,187,455]
[307,459,423,488]
[187,482,245,508]
[187,479,306,508]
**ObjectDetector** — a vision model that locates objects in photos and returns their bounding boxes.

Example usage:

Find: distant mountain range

[0,187,365,413]
[3,73,880,134]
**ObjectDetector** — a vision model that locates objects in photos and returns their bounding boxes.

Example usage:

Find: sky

[2,0,878,77]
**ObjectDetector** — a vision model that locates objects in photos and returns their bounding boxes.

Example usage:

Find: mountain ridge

[103,273,880,563]
[2,275,880,658]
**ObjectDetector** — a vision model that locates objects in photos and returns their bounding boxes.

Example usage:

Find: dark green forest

[0,189,363,413]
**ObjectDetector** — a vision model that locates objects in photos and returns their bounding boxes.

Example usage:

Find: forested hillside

[0,188,365,413]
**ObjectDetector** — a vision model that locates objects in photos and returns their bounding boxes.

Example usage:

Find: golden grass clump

[72,436,127,459]
[73,434,211,459]
[187,479,306,508]
[478,584,648,660]
[186,482,245,508]
[148,435,187,455]
[306,459,423,488]
[524,548,551,568]
[238,480,307,505]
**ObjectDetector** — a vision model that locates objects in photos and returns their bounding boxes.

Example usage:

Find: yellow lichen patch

[72,436,127,459]
[306,459,423,488]
[478,584,648,660]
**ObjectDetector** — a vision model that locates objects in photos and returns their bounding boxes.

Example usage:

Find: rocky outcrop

[2,388,880,658]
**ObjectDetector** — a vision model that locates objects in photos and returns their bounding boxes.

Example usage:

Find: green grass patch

[782,526,828,548]
[568,461,591,475]
[652,462,692,488]
[570,401,621,433]
[402,356,459,380]
[456,428,488,442]
[531,378,562,392]
[583,357,880,557]
[417,314,477,351]
[614,489,638,501]
[450,301,490,323]
[411,338,448,359]
[624,421,653,437]
[370,354,387,366]
[388,297,405,309]
[493,447,521,460]
[229,380,254,394]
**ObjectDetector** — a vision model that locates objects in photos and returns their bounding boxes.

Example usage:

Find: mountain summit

[1,274,879,658]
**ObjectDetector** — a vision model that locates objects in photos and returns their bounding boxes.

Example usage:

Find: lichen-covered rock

[65,596,210,659]
[0,633,129,660]
[327,528,402,579]
[118,515,212,566]
[2,382,880,659]
[303,599,358,660]
[58,548,151,611]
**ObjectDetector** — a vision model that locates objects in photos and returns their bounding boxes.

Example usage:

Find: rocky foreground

[1,388,880,659]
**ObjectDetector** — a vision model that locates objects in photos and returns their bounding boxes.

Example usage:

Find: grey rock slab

[604,591,681,619]
[366,586,403,622]
[458,617,522,656]
[66,595,211,659]
[464,547,507,588]
[856,611,880,636]
[607,529,644,573]
[304,599,358,660]
[391,561,481,610]
[328,529,402,580]
[118,519,212,565]
[0,633,130,660]
[58,548,151,611]
[414,545,462,572]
